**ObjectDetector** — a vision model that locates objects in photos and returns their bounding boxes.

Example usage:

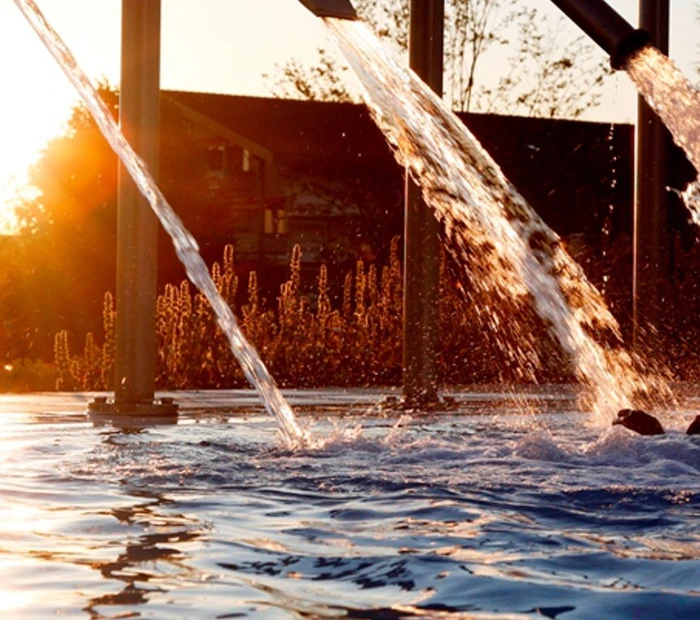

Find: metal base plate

[87,397,179,426]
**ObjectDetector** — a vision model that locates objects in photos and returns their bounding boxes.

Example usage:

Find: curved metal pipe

[549,0,649,69]
[298,0,358,20]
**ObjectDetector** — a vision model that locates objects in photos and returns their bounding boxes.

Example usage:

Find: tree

[267,0,610,120]
[477,7,610,119]
[5,83,211,360]
[262,47,358,103]
[445,0,515,112]
[6,83,121,359]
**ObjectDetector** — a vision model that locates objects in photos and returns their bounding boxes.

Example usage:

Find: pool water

[0,389,698,618]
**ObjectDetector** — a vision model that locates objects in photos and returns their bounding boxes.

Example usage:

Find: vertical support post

[403,0,444,409]
[632,0,670,349]
[114,0,161,406]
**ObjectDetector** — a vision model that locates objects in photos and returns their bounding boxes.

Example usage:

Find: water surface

[1,390,698,618]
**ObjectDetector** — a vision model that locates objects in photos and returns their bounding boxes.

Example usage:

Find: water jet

[549,0,673,354]
[15,0,307,446]
[301,0,674,411]
[25,0,681,421]
[301,0,446,410]
[6,2,700,615]
[15,0,691,422]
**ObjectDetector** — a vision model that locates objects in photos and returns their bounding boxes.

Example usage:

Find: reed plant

[50,237,584,391]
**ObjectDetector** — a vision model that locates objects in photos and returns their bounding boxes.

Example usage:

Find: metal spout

[549,0,650,69]
[298,0,358,20]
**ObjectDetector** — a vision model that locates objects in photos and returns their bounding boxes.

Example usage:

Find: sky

[0,0,698,232]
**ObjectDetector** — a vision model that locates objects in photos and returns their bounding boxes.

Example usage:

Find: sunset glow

[0,98,69,234]
[0,0,697,236]
[0,1,119,234]
[0,0,328,234]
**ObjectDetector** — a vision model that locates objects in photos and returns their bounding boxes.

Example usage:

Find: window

[263,208,287,234]
[276,209,287,234]
[264,208,274,234]
[206,145,225,172]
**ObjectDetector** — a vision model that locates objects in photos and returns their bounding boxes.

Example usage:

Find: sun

[0,105,57,235]
[0,3,94,235]
[0,95,71,235]
[0,17,78,234]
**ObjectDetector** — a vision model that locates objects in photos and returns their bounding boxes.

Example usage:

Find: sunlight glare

[0,1,121,235]
[0,588,31,612]
[0,6,72,234]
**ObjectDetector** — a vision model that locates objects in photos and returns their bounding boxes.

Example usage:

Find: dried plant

[48,235,662,392]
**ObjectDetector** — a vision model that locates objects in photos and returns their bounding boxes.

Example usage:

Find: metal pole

[114,0,161,407]
[632,0,670,350]
[403,0,443,410]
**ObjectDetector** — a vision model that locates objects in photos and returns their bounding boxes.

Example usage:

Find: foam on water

[325,19,672,425]
[13,0,309,448]
[1,402,698,618]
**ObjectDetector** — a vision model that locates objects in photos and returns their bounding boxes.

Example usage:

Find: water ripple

[0,408,698,617]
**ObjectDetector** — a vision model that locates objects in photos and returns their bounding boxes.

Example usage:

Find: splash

[326,19,672,424]
[679,181,700,227]
[13,0,308,448]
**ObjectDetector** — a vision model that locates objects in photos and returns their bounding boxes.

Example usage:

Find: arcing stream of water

[625,46,700,224]
[326,19,674,424]
[13,0,309,448]
[627,46,700,175]
[17,0,684,431]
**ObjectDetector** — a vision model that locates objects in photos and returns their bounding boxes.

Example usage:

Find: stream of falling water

[625,45,700,224]
[626,46,700,174]
[14,0,309,448]
[327,19,673,424]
